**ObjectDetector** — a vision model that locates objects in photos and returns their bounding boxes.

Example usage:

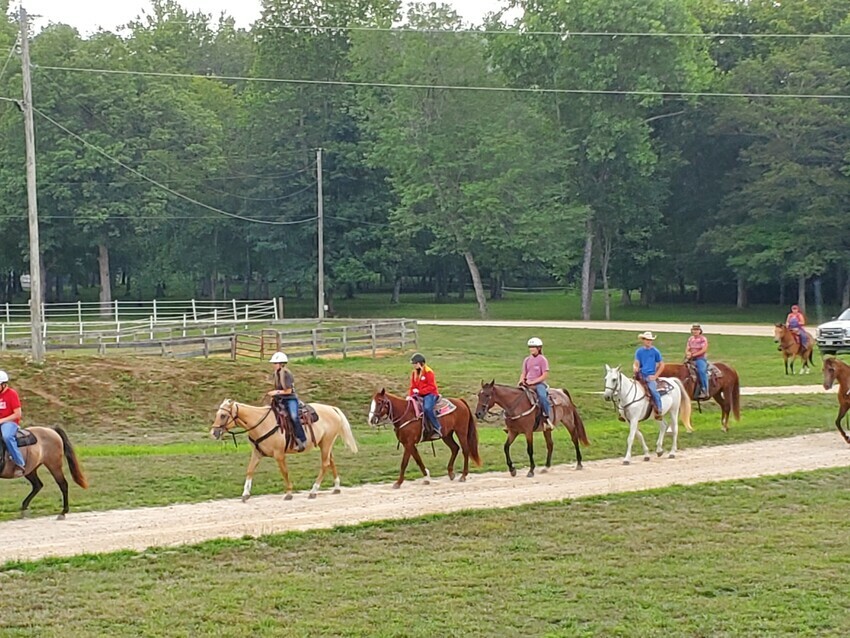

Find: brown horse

[822,357,850,444]
[661,362,740,432]
[211,399,358,500]
[369,389,481,488]
[774,323,815,375]
[1,427,88,519]
[474,381,589,477]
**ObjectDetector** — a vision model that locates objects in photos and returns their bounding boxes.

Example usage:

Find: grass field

[3,468,850,636]
[0,325,841,520]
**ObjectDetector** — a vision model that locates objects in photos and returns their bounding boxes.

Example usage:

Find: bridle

[604,372,642,415]
[214,402,275,447]
[372,395,418,430]
[478,385,535,421]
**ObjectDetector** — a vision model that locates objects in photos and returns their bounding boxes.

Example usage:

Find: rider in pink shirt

[519,337,554,430]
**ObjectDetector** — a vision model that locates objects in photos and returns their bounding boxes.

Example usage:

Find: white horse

[602,364,692,464]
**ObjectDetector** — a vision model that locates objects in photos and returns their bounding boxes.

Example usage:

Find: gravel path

[419,319,775,336]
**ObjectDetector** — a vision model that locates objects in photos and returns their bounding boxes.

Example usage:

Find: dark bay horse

[662,361,740,432]
[822,357,850,444]
[369,389,481,488]
[774,323,814,375]
[0,426,88,519]
[474,381,589,477]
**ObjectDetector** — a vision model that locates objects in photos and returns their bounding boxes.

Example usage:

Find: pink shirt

[522,354,549,383]
[687,335,708,359]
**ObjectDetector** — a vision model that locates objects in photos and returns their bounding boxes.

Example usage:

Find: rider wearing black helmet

[408,353,442,440]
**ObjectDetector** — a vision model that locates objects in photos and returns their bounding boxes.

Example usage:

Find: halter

[372,395,419,430]
[604,372,643,416]
[479,385,536,421]
[216,402,275,443]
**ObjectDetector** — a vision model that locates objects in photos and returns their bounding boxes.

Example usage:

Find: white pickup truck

[816,308,850,355]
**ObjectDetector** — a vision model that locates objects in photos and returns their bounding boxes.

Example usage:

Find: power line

[33,107,319,226]
[37,65,850,101]
[0,36,19,83]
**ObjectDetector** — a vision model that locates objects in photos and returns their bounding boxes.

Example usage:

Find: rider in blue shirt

[633,331,665,420]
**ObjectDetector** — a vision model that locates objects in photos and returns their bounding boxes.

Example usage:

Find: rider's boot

[653,404,663,420]
[12,464,25,478]
[543,414,555,431]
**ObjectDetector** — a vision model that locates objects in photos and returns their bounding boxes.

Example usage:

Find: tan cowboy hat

[638,331,657,341]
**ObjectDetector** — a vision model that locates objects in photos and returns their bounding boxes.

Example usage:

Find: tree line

[0,0,848,318]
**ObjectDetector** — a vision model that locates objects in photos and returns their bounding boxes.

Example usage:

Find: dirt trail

[1,432,848,563]
[419,319,774,337]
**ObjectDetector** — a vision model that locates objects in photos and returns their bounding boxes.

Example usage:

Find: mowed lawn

[3,469,850,637]
[0,326,841,520]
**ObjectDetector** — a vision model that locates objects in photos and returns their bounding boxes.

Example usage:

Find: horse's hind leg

[504,430,518,477]
[456,429,471,482]
[328,452,341,494]
[21,470,43,516]
[525,431,536,478]
[309,443,332,499]
[274,455,294,500]
[444,434,460,481]
[541,429,554,472]
[835,405,850,444]
[44,461,69,519]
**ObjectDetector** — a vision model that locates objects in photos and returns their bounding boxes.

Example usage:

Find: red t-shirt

[0,387,21,424]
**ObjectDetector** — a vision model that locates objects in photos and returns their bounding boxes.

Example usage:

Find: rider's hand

[412,388,419,395]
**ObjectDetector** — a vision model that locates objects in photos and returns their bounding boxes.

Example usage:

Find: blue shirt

[635,346,663,378]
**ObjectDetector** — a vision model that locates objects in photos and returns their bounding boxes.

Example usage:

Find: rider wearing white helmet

[0,370,26,477]
[519,338,554,430]
[267,352,306,451]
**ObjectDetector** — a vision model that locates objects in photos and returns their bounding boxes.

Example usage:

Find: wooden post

[98,336,105,356]
[342,326,347,359]
[203,338,210,359]
[1,323,5,351]
[232,298,238,321]
[116,321,121,343]
[230,335,237,361]
[149,316,154,340]
[413,320,418,350]
[182,313,187,337]
[400,320,406,349]
[160,342,167,357]
[77,300,82,324]
[191,298,198,322]
[4,302,9,323]
[213,308,218,335]
[152,298,158,323]
[311,328,318,358]
[371,322,377,358]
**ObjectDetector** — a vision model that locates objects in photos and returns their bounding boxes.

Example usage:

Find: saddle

[0,428,36,474]
[684,360,722,398]
[635,378,673,421]
[522,385,572,431]
[272,399,318,450]
[408,396,455,442]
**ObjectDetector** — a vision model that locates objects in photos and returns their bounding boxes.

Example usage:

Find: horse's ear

[379,388,386,396]
[615,365,622,372]
[489,379,495,386]
[480,379,485,387]
[604,364,610,372]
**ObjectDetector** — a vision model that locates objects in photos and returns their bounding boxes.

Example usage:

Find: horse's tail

[461,399,482,467]
[334,408,359,453]
[670,379,693,432]
[53,427,88,489]
[563,390,589,446]
[731,372,741,421]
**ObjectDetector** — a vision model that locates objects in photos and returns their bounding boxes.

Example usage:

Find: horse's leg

[274,454,294,500]
[444,434,460,481]
[541,429,554,472]
[394,445,412,489]
[44,460,69,520]
[655,412,666,457]
[525,430,536,478]
[669,407,679,458]
[408,444,431,484]
[835,404,850,444]
[309,443,332,499]
[624,417,639,465]
[241,448,262,502]
[717,390,730,432]
[455,423,472,482]
[20,469,43,516]
[784,354,790,375]
[504,429,518,477]
[328,452,341,494]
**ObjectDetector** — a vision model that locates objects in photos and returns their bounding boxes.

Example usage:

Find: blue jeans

[279,397,306,443]
[532,383,551,418]
[646,380,662,412]
[422,394,441,433]
[1,422,25,467]
[694,358,709,393]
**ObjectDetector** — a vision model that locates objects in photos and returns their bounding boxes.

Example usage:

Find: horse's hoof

[539,467,548,474]
[509,468,517,477]
[423,479,430,485]
[392,482,401,489]
[284,493,294,501]
[527,470,534,478]
[623,460,630,465]
[241,495,250,503]
[448,473,455,481]
[56,514,66,521]
[644,456,651,462]
[308,492,317,500]
[669,452,676,459]
[459,475,467,482]
[332,488,341,495]
[19,510,29,519]
[576,464,583,470]
[657,451,664,458]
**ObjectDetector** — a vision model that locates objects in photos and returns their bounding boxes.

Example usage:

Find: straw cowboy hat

[638,331,657,341]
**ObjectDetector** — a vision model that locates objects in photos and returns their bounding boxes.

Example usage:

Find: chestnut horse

[211,399,358,500]
[774,323,814,375]
[369,389,481,488]
[822,357,850,444]
[662,361,740,432]
[474,381,589,477]
[0,426,88,519]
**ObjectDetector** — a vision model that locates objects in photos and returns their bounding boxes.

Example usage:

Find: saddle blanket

[0,429,36,472]
[409,396,456,419]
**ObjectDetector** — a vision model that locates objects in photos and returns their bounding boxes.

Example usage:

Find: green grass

[4,468,850,637]
[0,325,839,520]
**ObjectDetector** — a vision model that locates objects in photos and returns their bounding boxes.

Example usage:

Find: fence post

[1,323,5,351]
[244,304,249,324]
[342,326,347,359]
[213,308,218,335]
[114,299,119,322]
[203,338,210,359]
[412,320,418,350]
[152,298,158,323]
[191,298,198,322]
[79,319,83,346]
[232,298,238,321]
[400,320,406,349]
[273,298,280,321]
[230,335,237,361]
[311,328,318,358]
[98,336,105,356]
[160,342,167,357]
[116,321,121,343]
[4,302,9,323]
[149,316,154,340]
[77,300,82,324]
[182,313,187,338]
[371,322,377,358]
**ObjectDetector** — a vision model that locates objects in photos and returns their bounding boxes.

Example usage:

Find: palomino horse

[369,389,481,488]
[603,365,692,464]
[474,381,589,477]
[0,427,88,519]
[211,399,358,500]
[774,323,814,375]
[662,361,740,432]
[822,357,850,444]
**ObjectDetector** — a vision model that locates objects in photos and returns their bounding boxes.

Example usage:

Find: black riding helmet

[410,353,426,364]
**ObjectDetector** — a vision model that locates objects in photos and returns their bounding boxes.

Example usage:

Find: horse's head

[210,398,237,440]
[823,357,838,390]
[475,380,497,420]
[368,389,391,426]
[602,364,622,402]
[773,323,786,342]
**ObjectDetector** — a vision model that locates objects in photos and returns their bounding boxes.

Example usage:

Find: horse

[368,389,481,488]
[602,365,692,464]
[774,323,814,375]
[211,398,358,500]
[661,361,740,432]
[822,357,850,444]
[474,381,589,477]
[0,426,88,519]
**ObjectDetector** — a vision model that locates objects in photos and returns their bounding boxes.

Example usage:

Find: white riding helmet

[527,337,543,348]
[269,352,288,364]
[0,370,8,384]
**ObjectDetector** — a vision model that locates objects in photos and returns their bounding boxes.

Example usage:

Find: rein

[485,385,537,420]
[605,373,643,416]
[375,396,419,431]
[219,403,275,444]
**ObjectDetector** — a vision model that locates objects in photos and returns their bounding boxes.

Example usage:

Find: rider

[267,352,306,452]
[408,353,442,440]
[633,331,665,420]
[0,370,26,477]
[685,324,710,400]
[786,304,809,350]
[519,337,554,431]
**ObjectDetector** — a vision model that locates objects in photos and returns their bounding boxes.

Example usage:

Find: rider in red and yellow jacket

[408,353,441,438]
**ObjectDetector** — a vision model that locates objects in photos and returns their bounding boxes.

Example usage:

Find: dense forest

[0,0,849,318]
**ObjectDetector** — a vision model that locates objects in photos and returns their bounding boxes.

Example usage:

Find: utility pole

[316,148,325,320]
[20,7,45,363]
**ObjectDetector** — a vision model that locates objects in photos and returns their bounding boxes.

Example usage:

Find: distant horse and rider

[775,304,815,374]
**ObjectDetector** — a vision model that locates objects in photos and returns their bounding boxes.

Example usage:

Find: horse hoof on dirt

[539,467,548,474]
[509,468,517,477]
[527,470,534,478]
[657,451,664,458]
[241,495,250,503]
[644,456,651,462]
[308,492,317,500]
[459,475,467,482]
[284,493,294,501]
[576,464,583,470]
[56,514,65,521]
[448,473,455,481]
[332,488,341,495]
[392,482,401,489]
[669,452,676,459]
[623,459,630,465]
[19,510,29,519]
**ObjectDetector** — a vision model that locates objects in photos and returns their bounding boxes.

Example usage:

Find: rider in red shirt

[408,353,441,439]
[0,370,26,477]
